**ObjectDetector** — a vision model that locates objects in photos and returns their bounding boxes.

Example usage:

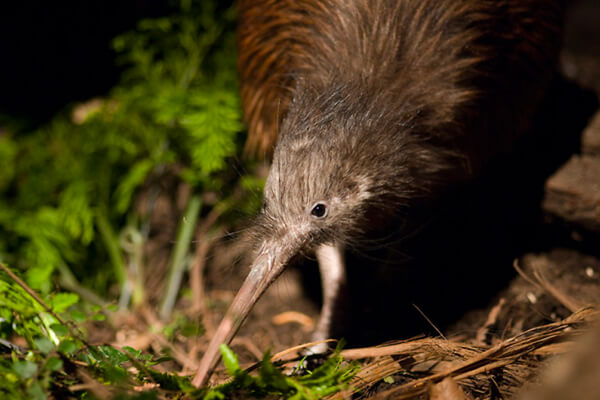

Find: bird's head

[193,81,458,386]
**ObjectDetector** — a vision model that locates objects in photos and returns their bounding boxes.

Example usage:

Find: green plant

[1,262,357,399]
[202,344,358,400]
[0,261,193,399]
[0,0,256,309]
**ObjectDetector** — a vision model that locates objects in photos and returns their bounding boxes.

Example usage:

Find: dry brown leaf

[272,311,315,331]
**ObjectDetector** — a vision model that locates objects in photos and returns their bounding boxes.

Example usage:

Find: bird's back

[238,0,564,178]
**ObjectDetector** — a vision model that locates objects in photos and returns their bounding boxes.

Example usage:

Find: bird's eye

[310,202,328,219]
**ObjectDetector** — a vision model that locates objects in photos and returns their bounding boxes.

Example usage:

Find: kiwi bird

[193,0,564,386]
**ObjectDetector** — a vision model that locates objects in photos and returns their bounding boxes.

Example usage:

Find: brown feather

[238,0,564,160]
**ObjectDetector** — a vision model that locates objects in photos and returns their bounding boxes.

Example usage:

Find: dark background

[0,0,598,127]
[0,1,171,126]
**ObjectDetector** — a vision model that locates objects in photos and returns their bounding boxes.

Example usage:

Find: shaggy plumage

[193,0,565,386]
[242,0,564,247]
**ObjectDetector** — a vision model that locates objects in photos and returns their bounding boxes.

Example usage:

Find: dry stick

[327,356,403,399]
[492,376,512,400]
[345,311,590,399]
[190,212,222,308]
[190,207,222,320]
[188,209,223,373]
[73,369,112,398]
[512,259,544,290]
[373,309,594,398]
[413,304,447,340]
[272,311,315,331]
[335,309,595,399]
[190,239,212,316]
[452,358,514,381]
[340,337,457,360]
[140,304,162,327]
[187,236,213,370]
[531,341,574,356]
[531,266,583,313]
[271,339,338,362]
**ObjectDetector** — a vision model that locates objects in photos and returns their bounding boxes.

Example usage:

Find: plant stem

[96,212,126,285]
[56,263,108,306]
[159,194,202,320]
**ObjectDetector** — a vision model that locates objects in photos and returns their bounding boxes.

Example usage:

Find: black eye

[310,202,328,219]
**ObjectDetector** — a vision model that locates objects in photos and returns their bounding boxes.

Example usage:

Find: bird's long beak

[192,237,301,387]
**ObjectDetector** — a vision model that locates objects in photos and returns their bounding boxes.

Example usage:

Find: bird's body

[193,0,564,386]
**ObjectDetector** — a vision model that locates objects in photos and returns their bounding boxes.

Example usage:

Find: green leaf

[178,318,203,337]
[0,135,17,191]
[203,390,225,400]
[96,345,129,365]
[58,182,95,244]
[106,304,119,312]
[46,357,63,372]
[49,323,69,337]
[27,381,47,400]
[114,159,155,214]
[122,346,141,359]
[51,293,79,313]
[91,304,102,313]
[70,310,87,322]
[259,352,290,393]
[25,264,54,293]
[58,339,79,355]
[91,313,106,321]
[219,344,240,376]
[13,360,38,379]
[33,337,54,354]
